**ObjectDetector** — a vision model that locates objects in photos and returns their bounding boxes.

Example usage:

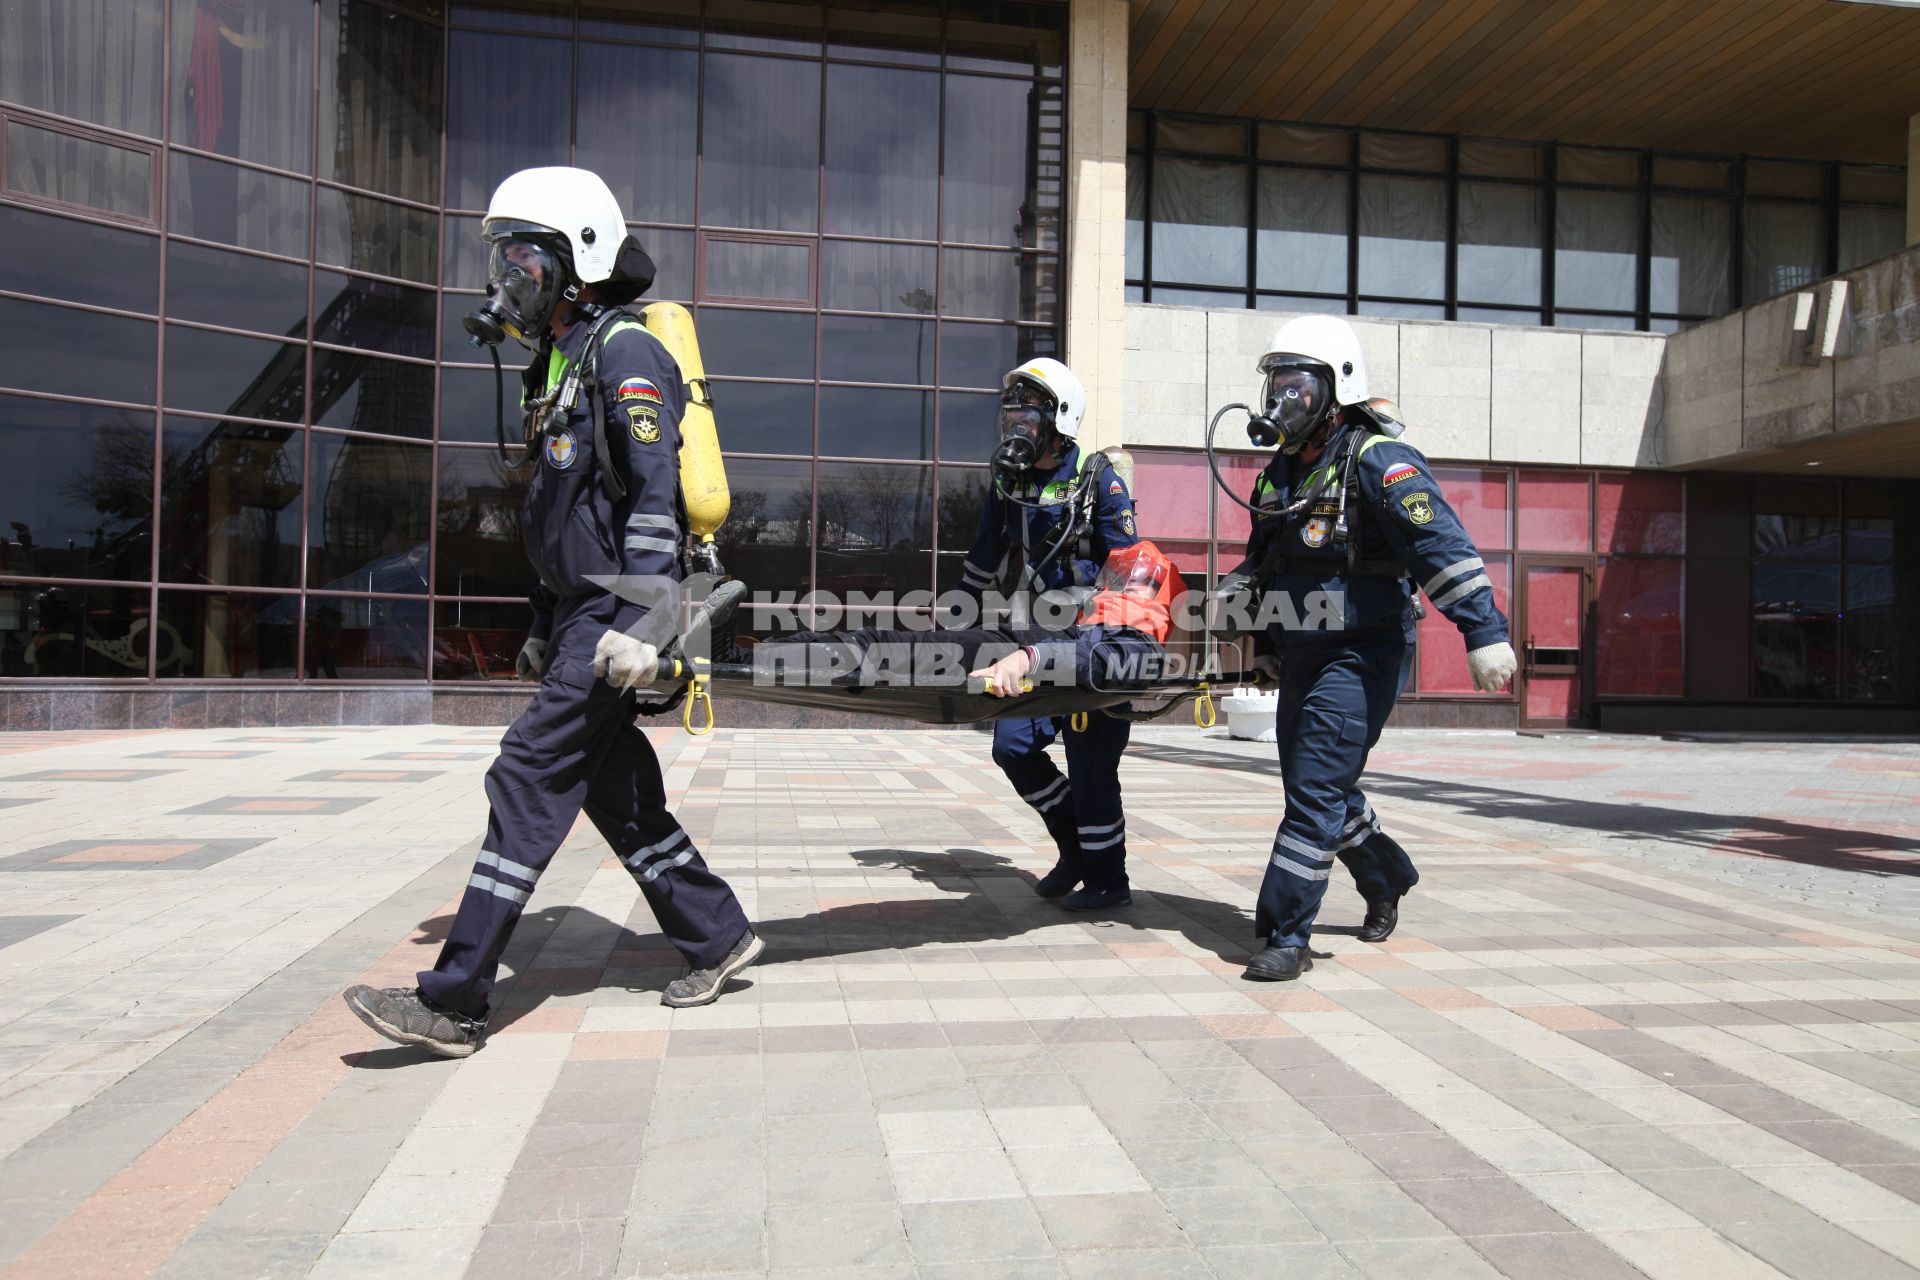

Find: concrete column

[1064,0,1128,450]
[1909,113,1920,248]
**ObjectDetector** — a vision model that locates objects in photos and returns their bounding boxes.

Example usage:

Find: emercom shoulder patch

[1381,462,1420,488]
[626,403,661,443]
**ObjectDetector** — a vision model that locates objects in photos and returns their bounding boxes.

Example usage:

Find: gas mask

[993,380,1055,482]
[464,238,569,349]
[1250,358,1334,454]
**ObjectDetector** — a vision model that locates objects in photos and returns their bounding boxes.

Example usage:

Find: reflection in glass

[945,76,1060,248]
[714,457,813,634]
[312,347,436,439]
[820,316,933,385]
[302,594,428,679]
[1847,517,1894,564]
[1843,566,1907,702]
[936,467,991,586]
[1258,169,1347,295]
[438,364,516,445]
[435,446,537,597]
[317,189,437,284]
[817,462,930,596]
[637,227,695,303]
[577,43,697,225]
[170,0,314,172]
[158,591,299,678]
[937,390,998,463]
[158,416,302,587]
[941,249,1020,319]
[441,214,487,290]
[166,240,308,338]
[701,54,820,233]
[0,583,156,678]
[824,64,938,240]
[2,119,152,220]
[0,300,155,402]
[939,324,1018,391]
[313,271,436,361]
[1126,161,1144,281]
[0,204,158,315]
[945,1,1062,76]
[705,0,823,53]
[166,326,305,422]
[307,433,433,594]
[434,598,539,681]
[445,32,572,210]
[1752,562,1839,699]
[707,380,813,455]
[819,386,931,460]
[0,0,164,136]
[169,152,311,259]
[821,242,936,315]
[452,1,570,33]
[699,307,815,380]
[0,395,153,583]
[442,293,486,363]
[581,0,700,44]
[826,0,939,63]
[706,239,812,302]
[321,0,443,204]
[1753,514,1842,560]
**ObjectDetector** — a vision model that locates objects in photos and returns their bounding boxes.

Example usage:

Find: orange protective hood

[1083,540,1177,644]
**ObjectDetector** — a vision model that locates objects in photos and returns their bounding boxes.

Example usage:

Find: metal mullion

[1543,146,1557,326]
[0,387,156,413]
[304,588,438,603]
[810,39,825,604]
[427,8,452,682]
[297,0,321,689]
[165,315,308,346]
[0,289,161,323]
[147,0,174,683]
[0,187,158,234]
[1445,136,1459,322]
[1141,111,1153,300]
[1346,133,1359,314]
[154,581,302,597]
[313,178,443,216]
[161,407,308,433]
[310,340,440,370]
[166,141,315,187]
[164,231,311,269]
[1244,143,1257,307]
[819,231,940,248]
[0,572,173,592]
[308,424,434,447]
[315,260,441,292]
[1823,162,1841,280]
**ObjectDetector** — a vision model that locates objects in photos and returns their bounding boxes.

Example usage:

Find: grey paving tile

[1121,1139,1271,1189]
[466,1218,626,1280]
[1460,1231,1652,1280]
[1715,1220,1920,1280]
[1031,1191,1186,1252]
[619,1209,767,1275]
[1159,1184,1323,1247]
[1343,1130,1501,1181]
[1301,1092,1442,1137]
[515,1122,648,1170]
[1555,1123,1723,1172]
[1399,1174,1578,1236]
[153,1231,332,1280]
[1064,1249,1213,1279]
[1285,1180,1452,1242]
[491,1163,637,1224]
[1339,1236,1506,1280]
[767,1153,895,1206]
[902,1197,1052,1264]
[766,1201,912,1269]
[1205,1242,1362,1280]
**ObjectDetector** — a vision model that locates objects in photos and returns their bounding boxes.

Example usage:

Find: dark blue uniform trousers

[992,713,1132,889]
[1255,636,1419,948]
[419,593,749,1019]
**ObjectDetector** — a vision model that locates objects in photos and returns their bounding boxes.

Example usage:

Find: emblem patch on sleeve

[1399,490,1434,525]
[1121,509,1136,537]
[1381,463,1420,488]
[626,404,661,444]
[545,428,578,469]
[617,376,663,404]
[1302,515,1331,547]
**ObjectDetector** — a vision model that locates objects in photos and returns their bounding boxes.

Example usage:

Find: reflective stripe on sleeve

[1422,556,1484,598]
[1431,573,1492,610]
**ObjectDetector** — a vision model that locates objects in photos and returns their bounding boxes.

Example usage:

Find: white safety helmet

[1253,315,1369,453]
[482,166,628,286]
[1001,357,1087,440]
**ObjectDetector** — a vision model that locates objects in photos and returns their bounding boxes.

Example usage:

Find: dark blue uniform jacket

[957,445,1139,599]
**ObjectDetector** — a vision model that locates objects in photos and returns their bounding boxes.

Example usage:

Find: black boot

[1358,892,1402,944]
[1242,943,1313,982]
[1033,860,1084,899]
[1059,880,1132,911]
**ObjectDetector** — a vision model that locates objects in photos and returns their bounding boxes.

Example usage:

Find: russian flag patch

[1381,463,1420,488]
[617,377,663,404]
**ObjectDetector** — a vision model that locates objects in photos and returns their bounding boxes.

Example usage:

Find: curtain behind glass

[1556,188,1639,312]
[1650,195,1730,317]
[701,53,820,233]
[1126,159,1145,280]
[577,42,697,225]
[170,0,313,173]
[1257,168,1344,294]
[824,64,938,240]
[1742,201,1823,302]
[1840,206,1904,272]
[1151,158,1246,287]
[1358,174,1444,300]
[1458,181,1541,306]
[445,32,571,211]
[0,0,163,137]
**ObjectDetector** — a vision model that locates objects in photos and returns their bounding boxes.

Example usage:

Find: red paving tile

[1249,990,1342,1013]
[1197,1012,1299,1038]
[569,1031,670,1060]
[494,1007,587,1035]
[1518,1005,1627,1031]
[1402,987,1494,1011]
[51,843,203,864]
[1337,951,1415,972]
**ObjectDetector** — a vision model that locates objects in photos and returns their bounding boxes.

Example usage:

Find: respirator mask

[463,234,569,349]
[993,379,1055,482]
[1249,358,1334,454]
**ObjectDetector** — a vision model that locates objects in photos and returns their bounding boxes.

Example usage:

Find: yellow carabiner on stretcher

[1192,682,1216,730]
[684,674,714,736]
[1069,711,1089,733]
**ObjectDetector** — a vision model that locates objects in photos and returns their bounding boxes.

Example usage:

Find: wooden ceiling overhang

[1129,0,1920,164]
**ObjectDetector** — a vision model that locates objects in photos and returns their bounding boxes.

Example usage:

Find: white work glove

[515,637,546,682]
[592,630,659,691]
[1252,653,1281,683]
[1467,641,1518,692]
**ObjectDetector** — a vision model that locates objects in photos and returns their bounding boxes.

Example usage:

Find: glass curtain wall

[1126,110,1907,333]
[0,0,1066,682]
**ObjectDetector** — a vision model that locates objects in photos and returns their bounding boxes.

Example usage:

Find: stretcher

[651,655,1220,735]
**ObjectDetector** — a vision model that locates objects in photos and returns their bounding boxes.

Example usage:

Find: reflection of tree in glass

[716,489,768,552]
[819,467,927,551]
[939,470,989,553]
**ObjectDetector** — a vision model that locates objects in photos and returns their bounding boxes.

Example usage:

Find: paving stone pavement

[0,723,1917,1279]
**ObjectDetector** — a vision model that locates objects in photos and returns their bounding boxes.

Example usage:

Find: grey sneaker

[343,985,486,1058]
[661,929,765,1008]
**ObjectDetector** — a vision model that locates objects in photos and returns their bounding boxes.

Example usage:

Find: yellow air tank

[640,302,730,562]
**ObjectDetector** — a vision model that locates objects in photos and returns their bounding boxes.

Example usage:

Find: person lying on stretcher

[768,541,1179,696]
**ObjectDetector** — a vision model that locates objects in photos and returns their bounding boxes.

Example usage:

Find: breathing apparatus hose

[487,343,532,470]
[1203,401,1344,523]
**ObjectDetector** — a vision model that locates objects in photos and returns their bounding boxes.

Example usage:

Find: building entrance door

[1517,556,1592,728]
